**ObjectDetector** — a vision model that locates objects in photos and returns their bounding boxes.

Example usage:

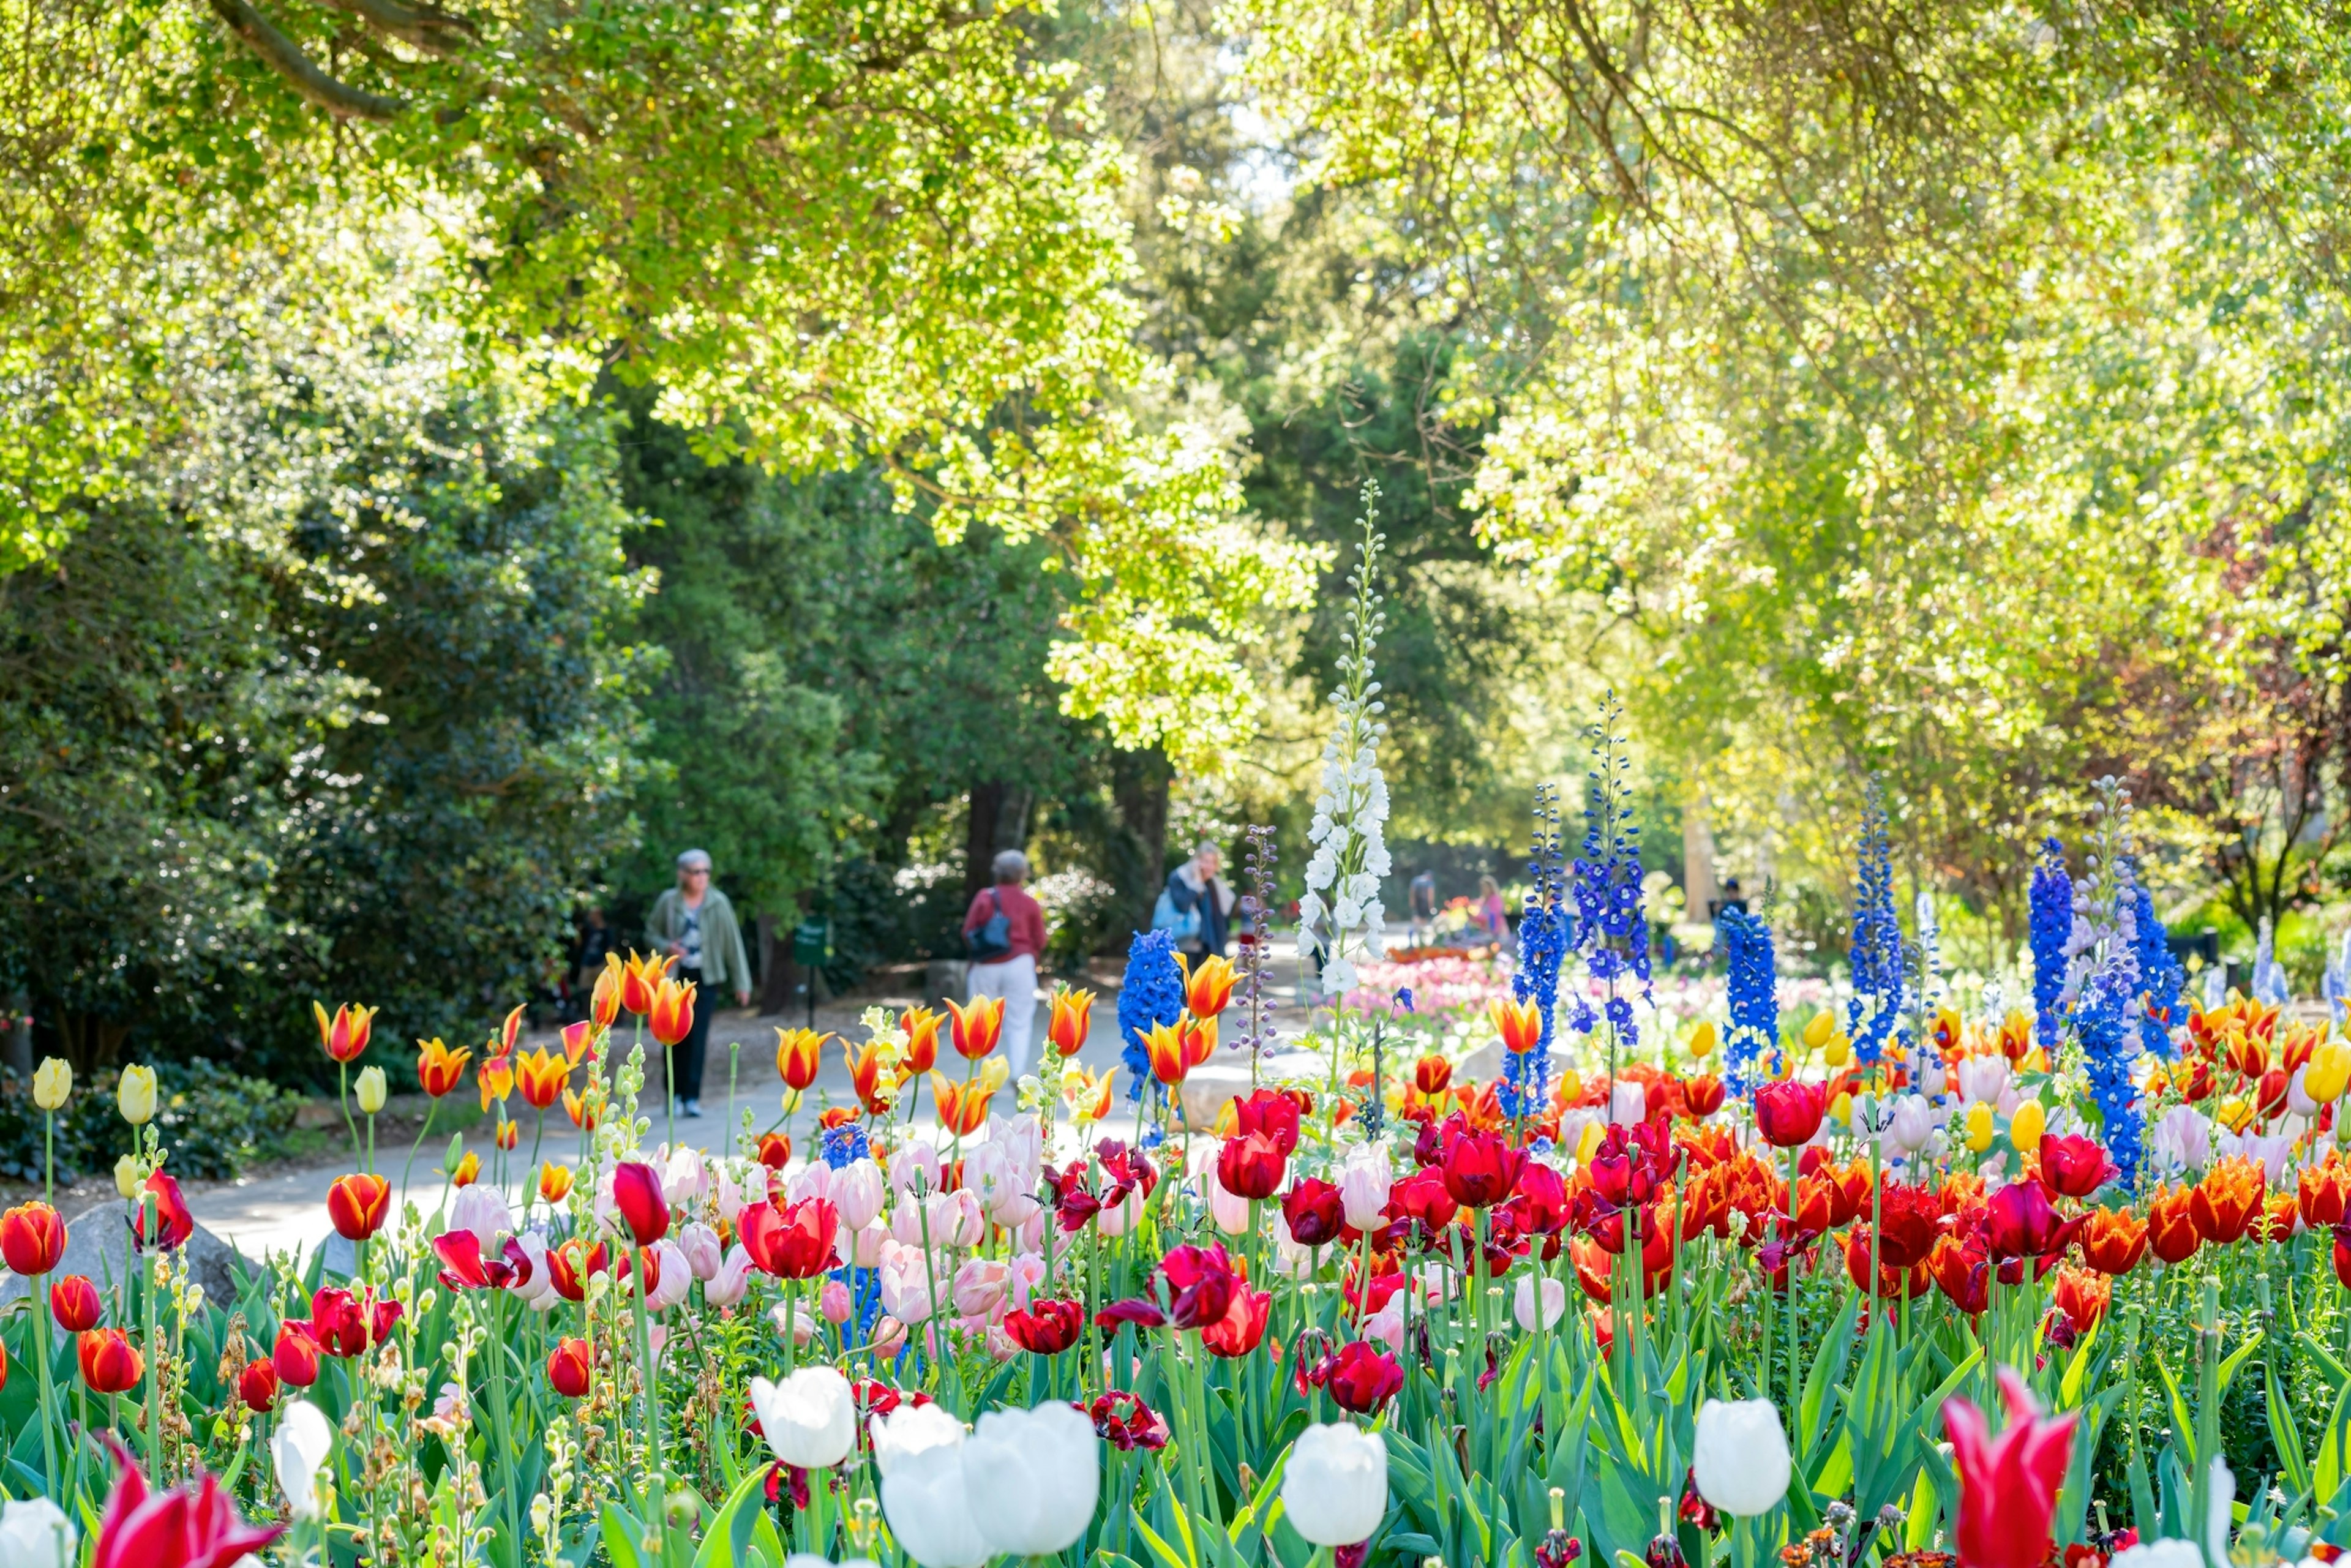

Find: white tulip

[830,1159,886,1232]
[1280,1422,1388,1547]
[880,1436,992,1568]
[1338,1144,1391,1231]
[1201,1158,1251,1236]
[705,1244,755,1308]
[1609,1079,1647,1127]
[871,1402,967,1478]
[751,1367,857,1469]
[1885,1094,1933,1155]
[1955,1056,2008,1107]
[0,1497,75,1568]
[962,1401,1100,1556]
[274,1400,336,1520]
[1691,1398,1791,1517]
[2108,1542,2205,1568]
[1513,1275,1566,1331]
[643,1239,692,1311]
[449,1183,513,1252]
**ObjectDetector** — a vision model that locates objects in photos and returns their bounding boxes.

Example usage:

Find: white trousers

[966,952,1038,1081]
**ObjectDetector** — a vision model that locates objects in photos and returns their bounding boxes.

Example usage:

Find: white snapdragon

[1300,490,1392,1000]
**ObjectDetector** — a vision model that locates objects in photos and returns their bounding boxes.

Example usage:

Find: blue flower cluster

[2028,836,2072,1052]
[1717,907,1778,1095]
[1502,784,1568,1118]
[2125,868,2183,1056]
[1118,928,1185,1103]
[1843,784,1905,1065]
[820,1120,871,1169]
[2075,958,2145,1187]
[1568,696,1649,1053]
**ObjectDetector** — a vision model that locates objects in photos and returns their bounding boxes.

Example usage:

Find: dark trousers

[670,965,714,1101]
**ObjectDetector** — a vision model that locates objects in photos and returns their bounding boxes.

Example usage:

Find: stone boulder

[0,1199,252,1312]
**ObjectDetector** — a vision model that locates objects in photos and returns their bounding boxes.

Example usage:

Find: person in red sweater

[962,849,1049,1078]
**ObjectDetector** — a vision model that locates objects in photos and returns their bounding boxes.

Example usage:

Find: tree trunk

[1109,747,1172,942]
[966,779,1009,896]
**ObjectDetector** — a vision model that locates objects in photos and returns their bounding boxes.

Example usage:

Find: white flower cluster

[1299,492,1392,1000]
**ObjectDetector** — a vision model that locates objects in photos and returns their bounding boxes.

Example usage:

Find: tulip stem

[631,1246,666,1560]
[140,1194,162,1484]
[339,1062,361,1168]
[30,1273,58,1496]
[400,1098,440,1206]
[486,1291,521,1557]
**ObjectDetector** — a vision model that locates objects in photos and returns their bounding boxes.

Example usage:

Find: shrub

[0,1059,304,1185]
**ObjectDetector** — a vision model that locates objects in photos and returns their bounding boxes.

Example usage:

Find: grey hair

[676,848,713,871]
[991,849,1030,882]
[1195,841,1221,858]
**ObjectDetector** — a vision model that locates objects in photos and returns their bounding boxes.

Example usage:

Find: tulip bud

[31,1058,70,1112]
[354,1067,388,1116]
[2009,1098,2046,1153]
[115,1065,156,1127]
[750,1365,857,1468]
[1686,1019,1717,1060]
[1802,1011,1835,1049]
[1692,1398,1792,1516]
[1965,1101,1995,1152]
[1280,1422,1389,1547]
[2308,1043,2351,1105]
[112,1156,141,1200]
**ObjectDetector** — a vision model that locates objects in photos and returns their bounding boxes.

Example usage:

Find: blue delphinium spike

[2124,866,2183,1057]
[1117,929,1185,1103]
[1503,784,1567,1119]
[2028,836,2072,1052]
[1843,781,1905,1065]
[1718,907,1777,1097]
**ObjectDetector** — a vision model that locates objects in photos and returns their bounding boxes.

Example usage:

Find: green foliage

[0,1060,302,1184]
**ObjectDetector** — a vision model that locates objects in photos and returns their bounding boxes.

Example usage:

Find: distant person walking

[964,849,1048,1081]
[1408,869,1438,943]
[1475,874,1511,948]
[645,849,751,1119]
[1158,841,1234,962]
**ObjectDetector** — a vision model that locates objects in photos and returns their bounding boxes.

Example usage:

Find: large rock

[0,1199,252,1312]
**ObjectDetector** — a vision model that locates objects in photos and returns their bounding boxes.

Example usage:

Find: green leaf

[599,1502,648,1568]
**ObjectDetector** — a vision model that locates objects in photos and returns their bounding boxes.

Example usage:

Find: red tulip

[51,1274,100,1332]
[1943,1367,2079,1568]
[1230,1089,1303,1156]
[272,1322,322,1388]
[1440,1128,1526,1209]
[1152,1242,1239,1330]
[0,1200,64,1277]
[133,1171,194,1251]
[1199,1285,1272,1357]
[1086,1389,1171,1451]
[1093,1298,1168,1331]
[1866,1181,1941,1270]
[1982,1179,2068,1261]
[1282,1178,1346,1247]
[1319,1340,1404,1413]
[1754,1081,1824,1148]
[1928,1236,1991,1316]
[326,1172,391,1242]
[2036,1135,2111,1199]
[79,1328,143,1394]
[738,1198,838,1280]
[89,1439,283,1568]
[238,1359,280,1414]
[1003,1297,1086,1354]
[304,1286,396,1357]
[2335,1226,2351,1291]
[1217,1132,1287,1201]
[2052,1267,2110,1332]
[547,1336,594,1398]
[1681,1073,1727,1119]
[756,1133,793,1170]
[2147,1187,2201,1264]
[546,1239,613,1302]
[611,1160,671,1246]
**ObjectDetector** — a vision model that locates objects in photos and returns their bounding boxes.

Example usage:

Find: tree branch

[204,0,405,121]
[311,0,476,58]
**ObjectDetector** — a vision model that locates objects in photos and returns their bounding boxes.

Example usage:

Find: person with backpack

[962,848,1048,1080]
[1155,841,1234,962]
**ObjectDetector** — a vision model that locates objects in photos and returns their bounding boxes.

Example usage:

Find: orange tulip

[2147,1185,2201,1264]
[1142,1020,1190,1086]
[846,1041,896,1117]
[540,1162,575,1204]
[1413,1054,1453,1097]
[648,977,697,1048]
[1488,996,1542,1056]
[496,1118,519,1150]
[450,1152,481,1188]
[621,951,673,1016]
[562,1086,602,1131]
[1680,1073,1727,1119]
[2257,1191,2300,1244]
[1063,1065,1117,1123]
[1180,1011,1217,1070]
[2078,1207,2148,1275]
[478,1055,514,1114]
[495,1003,527,1057]
[946,994,1005,1060]
[558,1020,601,1067]
[1047,989,1094,1059]
[326,1172,391,1242]
[1180,953,1237,1018]
[2051,1266,2110,1331]
[2301,1163,2351,1228]
[313,1002,377,1064]
[2189,1156,2264,1244]
[902,1007,943,1075]
[931,1071,995,1136]
[515,1047,569,1112]
[776,1027,828,1093]
[591,955,624,1028]
[414,1038,472,1099]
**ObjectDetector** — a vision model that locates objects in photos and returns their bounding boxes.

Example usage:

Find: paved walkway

[181,944,1319,1266]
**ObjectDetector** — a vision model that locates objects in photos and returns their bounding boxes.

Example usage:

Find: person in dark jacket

[643,849,752,1119]
[1163,842,1234,961]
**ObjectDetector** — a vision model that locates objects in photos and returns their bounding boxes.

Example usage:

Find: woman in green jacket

[644,849,752,1118]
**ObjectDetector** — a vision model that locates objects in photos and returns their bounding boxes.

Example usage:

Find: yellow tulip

[1802,1011,1836,1049]
[31,1057,70,1112]
[116,1063,156,1127]
[1556,1067,1584,1105]
[1965,1100,1994,1152]
[1687,1020,1718,1060]
[2306,1043,2351,1104]
[1829,1090,1854,1125]
[354,1065,388,1116]
[113,1154,141,1199]
[1575,1119,1605,1165]
[2009,1098,2045,1152]
[2218,1096,2254,1134]
[1823,1035,1851,1068]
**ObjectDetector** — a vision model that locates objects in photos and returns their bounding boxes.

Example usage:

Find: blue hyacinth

[2028,836,2072,1052]
[1117,928,1185,1103]
[1843,782,1905,1065]
[819,1120,871,1168]
[1718,907,1778,1096]
[2125,868,2183,1056]
[1502,784,1568,1118]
